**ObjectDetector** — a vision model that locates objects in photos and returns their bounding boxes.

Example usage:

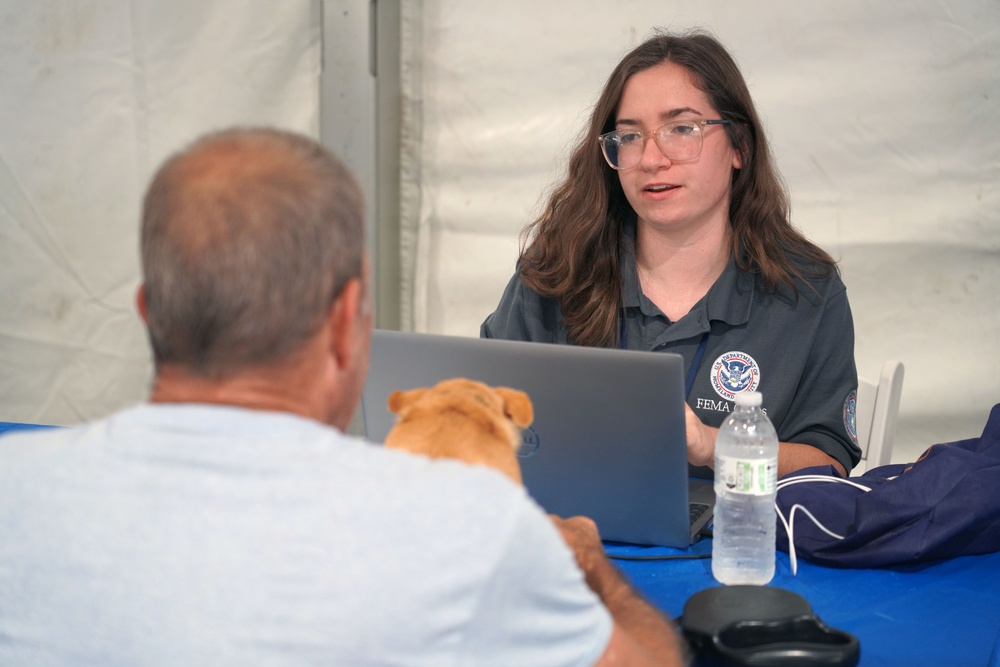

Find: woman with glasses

[482,30,861,479]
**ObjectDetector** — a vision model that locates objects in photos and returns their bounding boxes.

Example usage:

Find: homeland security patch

[844,390,858,445]
[710,351,760,400]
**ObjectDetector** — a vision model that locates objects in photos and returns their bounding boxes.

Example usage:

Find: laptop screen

[362,329,699,547]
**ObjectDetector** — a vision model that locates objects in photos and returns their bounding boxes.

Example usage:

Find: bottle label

[715,455,777,495]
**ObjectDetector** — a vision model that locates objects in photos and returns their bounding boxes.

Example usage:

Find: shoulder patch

[710,351,761,400]
[844,391,858,445]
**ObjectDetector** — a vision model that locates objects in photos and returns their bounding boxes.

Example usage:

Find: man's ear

[328,277,364,370]
[136,283,149,324]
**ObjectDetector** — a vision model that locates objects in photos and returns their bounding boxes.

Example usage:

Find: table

[607,539,1000,666]
[0,422,57,436]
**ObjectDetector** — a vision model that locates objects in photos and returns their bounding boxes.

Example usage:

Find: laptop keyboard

[689,502,710,527]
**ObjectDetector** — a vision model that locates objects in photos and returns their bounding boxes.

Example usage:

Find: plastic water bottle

[711,391,778,585]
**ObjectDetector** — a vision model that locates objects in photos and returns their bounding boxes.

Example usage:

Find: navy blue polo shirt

[482,224,862,476]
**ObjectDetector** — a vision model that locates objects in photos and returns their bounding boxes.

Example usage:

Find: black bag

[775,403,1000,568]
[681,586,859,666]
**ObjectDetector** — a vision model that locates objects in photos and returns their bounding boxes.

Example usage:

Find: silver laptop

[361,329,714,548]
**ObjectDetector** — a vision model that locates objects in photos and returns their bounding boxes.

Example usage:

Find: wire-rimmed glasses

[598,119,730,170]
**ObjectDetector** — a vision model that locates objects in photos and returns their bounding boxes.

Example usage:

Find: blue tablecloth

[0,421,57,436]
[608,539,1000,667]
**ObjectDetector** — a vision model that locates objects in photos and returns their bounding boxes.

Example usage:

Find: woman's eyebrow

[615,107,704,127]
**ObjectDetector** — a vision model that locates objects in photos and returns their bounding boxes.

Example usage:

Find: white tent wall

[400,1,1000,459]
[0,1,320,425]
[1,1,997,463]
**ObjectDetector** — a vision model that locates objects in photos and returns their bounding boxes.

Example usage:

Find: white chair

[853,360,905,474]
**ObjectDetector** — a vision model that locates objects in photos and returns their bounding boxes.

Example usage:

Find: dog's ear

[387,388,427,415]
[496,387,534,428]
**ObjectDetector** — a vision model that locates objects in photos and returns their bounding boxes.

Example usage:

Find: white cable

[778,504,843,576]
[775,476,873,575]
[777,475,873,493]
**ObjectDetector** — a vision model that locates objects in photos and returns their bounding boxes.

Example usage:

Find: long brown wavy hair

[519,30,837,347]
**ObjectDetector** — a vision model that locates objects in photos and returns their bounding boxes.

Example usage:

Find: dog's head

[384,378,533,483]
[387,378,533,429]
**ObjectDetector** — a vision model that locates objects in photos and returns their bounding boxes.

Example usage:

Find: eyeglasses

[598,119,730,170]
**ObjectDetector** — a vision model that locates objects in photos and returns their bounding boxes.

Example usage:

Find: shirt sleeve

[481,272,566,343]
[456,494,613,667]
[778,285,863,471]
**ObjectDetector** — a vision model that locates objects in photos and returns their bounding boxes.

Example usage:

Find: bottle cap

[734,391,762,407]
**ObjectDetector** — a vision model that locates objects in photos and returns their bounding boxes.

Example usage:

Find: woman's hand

[684,403,717,468]
[684,405,847,477]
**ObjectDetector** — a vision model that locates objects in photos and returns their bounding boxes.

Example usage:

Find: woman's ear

[136,283,149,324]
[733,136,746,170]
[727,124,748,171]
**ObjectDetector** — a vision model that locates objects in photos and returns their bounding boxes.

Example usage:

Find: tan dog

[383,378,534,484]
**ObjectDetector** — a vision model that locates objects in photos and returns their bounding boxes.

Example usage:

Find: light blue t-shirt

[0,404,611,666]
